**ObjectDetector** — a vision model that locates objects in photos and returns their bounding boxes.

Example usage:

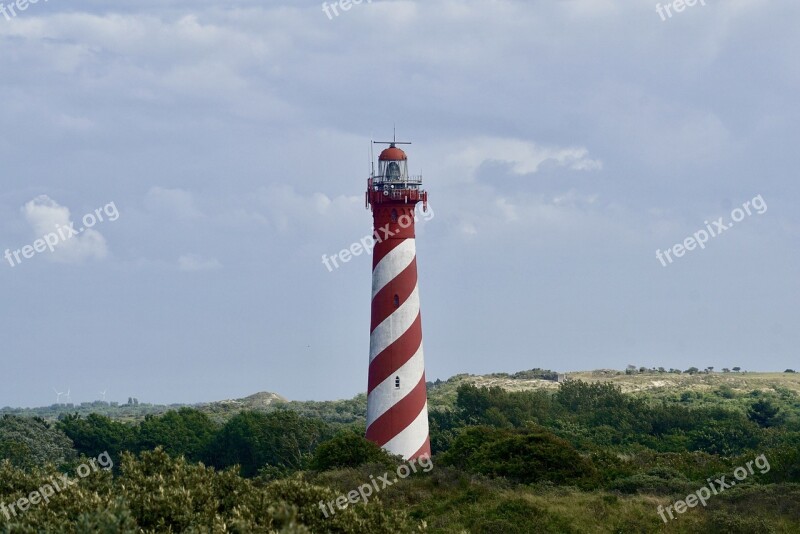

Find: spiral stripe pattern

[366,236,431,459]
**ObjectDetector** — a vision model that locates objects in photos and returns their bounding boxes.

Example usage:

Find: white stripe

[369,285,419,362]
[381,402,430,460]
[371,239,416,299]
[366,344,425,426]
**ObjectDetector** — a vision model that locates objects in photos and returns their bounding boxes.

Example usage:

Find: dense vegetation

[2,370,800,532]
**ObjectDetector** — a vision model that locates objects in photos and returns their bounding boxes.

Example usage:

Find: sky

[1,0,798,408]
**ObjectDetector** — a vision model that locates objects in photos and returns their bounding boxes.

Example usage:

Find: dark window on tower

[395,376,401,388]
[391,209,398,222]
[394,294,400,307]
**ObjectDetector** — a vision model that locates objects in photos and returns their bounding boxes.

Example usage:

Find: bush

[510,369,559,381]
[607,473,694,495]
[207,410,332,476]
[705,510,777,533]
[58,413,136,460]
[309,431,397,471]
[688,419,761,456]
[748,399,782,428]
[715,385,736,399]
[136,408,219,461]
[0,448,418,533]
[0,415,77,470]
[440,427,597,487]
[467,498,547,533]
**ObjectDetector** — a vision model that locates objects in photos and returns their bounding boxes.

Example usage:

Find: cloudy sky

[1,0,797,407]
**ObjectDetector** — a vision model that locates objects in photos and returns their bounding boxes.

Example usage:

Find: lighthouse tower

[365,138,431,460]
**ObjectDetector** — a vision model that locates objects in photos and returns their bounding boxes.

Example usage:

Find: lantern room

[366,138,427,211]
[377,145,409,183]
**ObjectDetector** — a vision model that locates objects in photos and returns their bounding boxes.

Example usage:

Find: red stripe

[409,436,431,460]
[370,259,418,332]
[368,313,422,393]
[372,236,405,266]
[365,375,427,446]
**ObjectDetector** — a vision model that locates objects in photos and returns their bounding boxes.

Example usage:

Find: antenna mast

[370,138,375,177]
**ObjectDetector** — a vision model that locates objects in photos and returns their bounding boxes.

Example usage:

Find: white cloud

[22,195,108,264]
[446,136,602,178]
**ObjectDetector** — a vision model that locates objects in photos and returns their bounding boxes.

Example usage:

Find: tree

[207,410,332,476]
[785,369,796,373]
[689,418,761,456]
[747,399,781,428]
[733,367,741,372]
[456,384,494,425]
[58,413,136,459]
[0,415,77,470]
[429,408,462,454]
[685,367,700,375]
[455,383,550,428]
[136,408,219,462]
[554,380,649,437]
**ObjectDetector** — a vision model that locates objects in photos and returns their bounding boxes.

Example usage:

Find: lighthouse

[365,138,431,460]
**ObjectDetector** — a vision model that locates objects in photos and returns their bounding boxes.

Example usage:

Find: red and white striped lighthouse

[365,138,431,460]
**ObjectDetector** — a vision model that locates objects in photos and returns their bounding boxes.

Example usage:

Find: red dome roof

[378,146,407,161]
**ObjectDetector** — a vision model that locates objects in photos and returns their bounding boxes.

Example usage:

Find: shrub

[607,473,694,495]
[748,399,782,428]
[136,408,219,461]
[440,427,597,487]
[0,448,417,533]
[309,431,397,471]
[207,410,332,476]
[0,415,77,470]
[58,413,136,460]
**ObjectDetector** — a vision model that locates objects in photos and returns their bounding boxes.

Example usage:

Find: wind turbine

[53,388,64,404]
[99,389,107,401]
[64,388,71,404]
